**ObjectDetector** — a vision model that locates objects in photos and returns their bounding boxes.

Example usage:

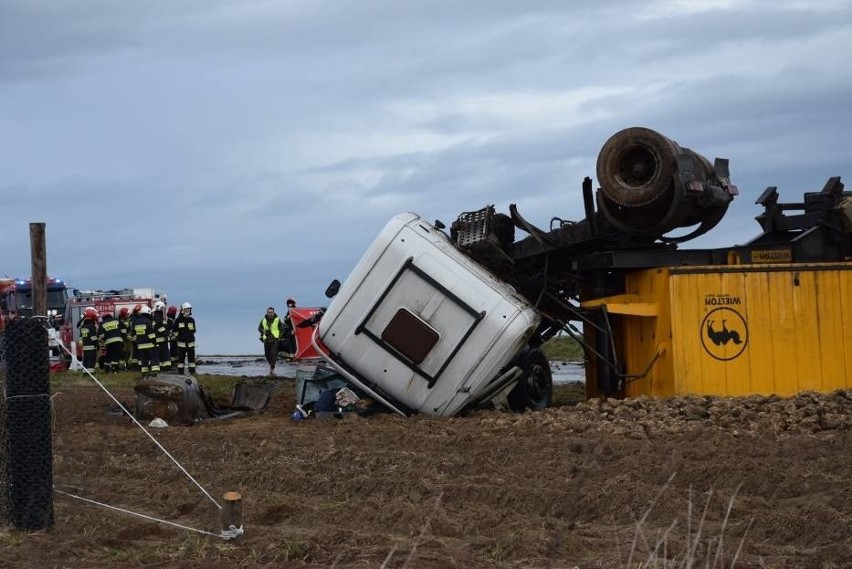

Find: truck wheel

[507,348,552,412]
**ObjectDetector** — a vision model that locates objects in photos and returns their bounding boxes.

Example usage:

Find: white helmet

[154,301,165,311]
[181,302,192,310]
[140,305,152,315]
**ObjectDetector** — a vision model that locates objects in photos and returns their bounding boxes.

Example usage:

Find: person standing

[98,312,125,373]
[280,298,297,359]
[258,306,286,376]
[118,307,133,370]
[167,305,179,367]
[79,307,100,370]
[174,302,197,375]
[152,301,171,371]
[126,304,143,371]
[133,305,159,378]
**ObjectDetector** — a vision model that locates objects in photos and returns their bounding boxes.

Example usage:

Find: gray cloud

[2,0,850,353]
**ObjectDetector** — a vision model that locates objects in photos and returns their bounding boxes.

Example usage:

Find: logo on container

[700,305,748,361]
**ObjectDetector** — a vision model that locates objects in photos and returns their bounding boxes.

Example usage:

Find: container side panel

[819,270,850,389]
[670,273,702,395]
[620,269,671,397]
[842,270,852,389]
[648,270,674,397]
[763,271,799,395]
[720,272,751,396]
[699,272,733,395]
[669,264,851,397]
[743,272,775,395]
[791,271,824,393]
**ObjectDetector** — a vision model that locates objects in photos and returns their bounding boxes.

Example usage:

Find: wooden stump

[220,491,243,533]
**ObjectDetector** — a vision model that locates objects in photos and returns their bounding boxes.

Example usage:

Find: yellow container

[582,262,852,398]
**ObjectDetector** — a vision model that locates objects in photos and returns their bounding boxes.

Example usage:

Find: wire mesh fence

[0,319,53,529]
[0,329,7,523]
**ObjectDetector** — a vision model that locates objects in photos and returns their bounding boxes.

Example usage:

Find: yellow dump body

[582,262,852,398]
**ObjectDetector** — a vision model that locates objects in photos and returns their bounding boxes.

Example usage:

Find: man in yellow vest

[258,306,286,376]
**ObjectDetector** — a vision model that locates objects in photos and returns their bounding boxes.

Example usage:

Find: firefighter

[167,305,178,366]
[174,302,197,375]
[79,307,100,370]
[152,301,171,371]
[118,307,132,370]
[133,305,159,378]
[98,312,125,373]
[258,306,286,376]
[126,303,143,371]
[280,298,297,359]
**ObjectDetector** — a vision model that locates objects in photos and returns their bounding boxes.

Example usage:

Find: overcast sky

[2,0,851,354]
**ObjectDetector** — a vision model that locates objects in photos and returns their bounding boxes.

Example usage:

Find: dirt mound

[550,389,852,437]
[1,383,850,568]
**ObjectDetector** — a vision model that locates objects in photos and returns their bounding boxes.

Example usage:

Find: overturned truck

[312,127,852,416]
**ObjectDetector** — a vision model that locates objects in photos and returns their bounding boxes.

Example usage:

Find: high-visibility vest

[100,318,124,346]
[260,316,281,340]
[134,323,156,349]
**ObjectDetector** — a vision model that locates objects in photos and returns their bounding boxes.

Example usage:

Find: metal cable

[53,337,221,510]
[54,488,241,540]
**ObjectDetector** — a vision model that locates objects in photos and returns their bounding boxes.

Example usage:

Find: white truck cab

[313,213,543,417]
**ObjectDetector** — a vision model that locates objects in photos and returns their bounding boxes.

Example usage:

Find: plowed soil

[2,379,851,568]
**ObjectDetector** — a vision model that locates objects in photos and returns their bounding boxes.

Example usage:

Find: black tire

[596,127,678,208]
[507,348,553,412]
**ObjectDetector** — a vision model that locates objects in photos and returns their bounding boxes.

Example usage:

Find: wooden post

[29,223,47,318]
[220,491,243,533]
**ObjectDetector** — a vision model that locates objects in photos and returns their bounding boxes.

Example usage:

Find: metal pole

[29,223,47,318]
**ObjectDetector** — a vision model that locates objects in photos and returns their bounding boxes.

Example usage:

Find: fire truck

[0,276,71,371]
[60,287,168,367]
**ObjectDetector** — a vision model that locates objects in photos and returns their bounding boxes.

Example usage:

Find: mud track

[3,382,851,568]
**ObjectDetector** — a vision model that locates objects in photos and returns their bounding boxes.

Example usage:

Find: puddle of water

[197,356,585,383]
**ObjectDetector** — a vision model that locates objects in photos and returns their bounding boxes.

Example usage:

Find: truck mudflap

[438,365,523,416]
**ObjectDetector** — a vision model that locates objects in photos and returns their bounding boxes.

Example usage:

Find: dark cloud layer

[2,1,851,353]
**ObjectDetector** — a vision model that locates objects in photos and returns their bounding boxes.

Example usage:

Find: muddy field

[2,375,851,568]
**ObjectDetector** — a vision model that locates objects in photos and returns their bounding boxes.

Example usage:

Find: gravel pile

[495,389,852,439]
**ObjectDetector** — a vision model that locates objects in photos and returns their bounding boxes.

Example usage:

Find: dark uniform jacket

[153,311,168,345]
[132,314,157,349]
[174,314,196,347]
[98,315,124,346]
[80,319,100,351]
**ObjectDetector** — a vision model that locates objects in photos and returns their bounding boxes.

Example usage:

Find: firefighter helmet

[154,301,165,312]
[286,298,296,307]
[167,305,178,316]
[181,302,192,310]
[84,307,98,320]
[133,304,142,314]
[119,307,130,317]
[140,305,152,315]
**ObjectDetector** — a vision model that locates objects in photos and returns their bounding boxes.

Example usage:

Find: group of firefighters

[78,301,197,378]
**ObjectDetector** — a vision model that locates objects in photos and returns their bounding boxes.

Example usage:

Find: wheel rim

[527,363,548,401]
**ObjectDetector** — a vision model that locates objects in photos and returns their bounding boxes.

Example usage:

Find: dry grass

[621,473,753,568]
